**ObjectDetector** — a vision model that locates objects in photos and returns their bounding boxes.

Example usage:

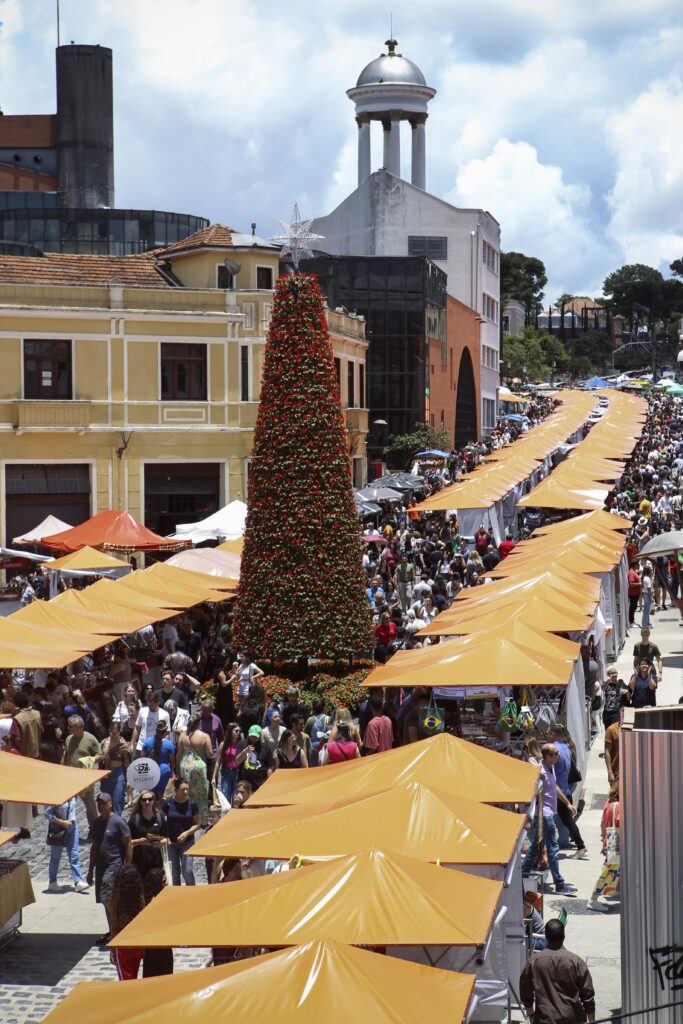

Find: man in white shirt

[131,693,171,753]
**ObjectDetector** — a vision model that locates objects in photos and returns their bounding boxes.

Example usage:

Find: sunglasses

[141,796,154,803]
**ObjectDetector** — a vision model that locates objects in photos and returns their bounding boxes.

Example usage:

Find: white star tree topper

[271,203,323,271]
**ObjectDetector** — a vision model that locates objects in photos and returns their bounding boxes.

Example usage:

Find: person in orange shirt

[407,500,420,522]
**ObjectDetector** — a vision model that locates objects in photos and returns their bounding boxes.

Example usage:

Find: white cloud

[606,77,683,270]
[449,139,614,298]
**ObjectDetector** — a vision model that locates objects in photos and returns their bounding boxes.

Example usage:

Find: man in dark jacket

[520,919,595,1024]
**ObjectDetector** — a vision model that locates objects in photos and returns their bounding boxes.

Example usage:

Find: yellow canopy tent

[363,632,575,690]
[418,589,594,636]
[532,508,632,535]
[116,563,234,604]
[192,782,525,864]
[452,563,602,606]
[0,750,107,804]
[13,597,128,641]
[0,830,16,846]
[0,620,98,668]
[217,536,244,554]
[111,848,503,950]
[41,940,475,1024]
[45,546,129,572]
[412,619,579,663]
[250,731,539,808]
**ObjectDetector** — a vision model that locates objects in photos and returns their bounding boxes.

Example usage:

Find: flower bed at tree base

[201,659,374,716]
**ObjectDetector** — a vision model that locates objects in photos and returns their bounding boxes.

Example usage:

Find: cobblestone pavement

[0,794,210,1022]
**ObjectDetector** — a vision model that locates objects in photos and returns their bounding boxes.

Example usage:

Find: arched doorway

[454,347,477,446]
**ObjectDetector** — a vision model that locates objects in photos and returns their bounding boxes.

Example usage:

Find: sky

[1,0,683,301]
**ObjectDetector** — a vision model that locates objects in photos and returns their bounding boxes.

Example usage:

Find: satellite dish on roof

[224,258,241,276]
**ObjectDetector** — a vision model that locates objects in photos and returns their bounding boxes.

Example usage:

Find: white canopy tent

[166,547,240,579]
[13,515,72,546]
[169,500,247,544]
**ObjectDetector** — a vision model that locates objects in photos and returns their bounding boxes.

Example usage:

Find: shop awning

[41,940,475,1024]
[192,783,525,865]
[0,750,107,804]
[170,499,247,544]
[111,849,502,949]
[250,731,538,808]
[40,509,191,553]
[419,589,594,635]
[0,830,16,846]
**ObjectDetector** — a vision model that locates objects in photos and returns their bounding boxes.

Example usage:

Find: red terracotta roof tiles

[0,251,169,288]
[160,223,237,256]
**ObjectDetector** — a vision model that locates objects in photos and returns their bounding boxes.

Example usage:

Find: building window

[482,397,496,430]
[359,364,365,408]
[483,293,498,323]
[240,345,250,402]
[334,358,341,394]
[347,361,355,408]
[262,303,273,328]
[242,302,255,330]
[24,340,72,399]
[256,266,274,290]
[483,241,499,274]
[408,236,448,260]
[440,409,445,428]
[160,343,207,401]
[502,314,510,333]
[216,264,233,289]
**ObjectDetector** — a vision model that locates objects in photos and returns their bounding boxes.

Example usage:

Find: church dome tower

[347,39,436,189]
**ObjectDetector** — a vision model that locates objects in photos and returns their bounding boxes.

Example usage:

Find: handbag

[46,822,68,847]
[568,758,582,786]
[534,702,557,733]
[605,805,620,863]
[517,706,535,732]
[419,693,445,736]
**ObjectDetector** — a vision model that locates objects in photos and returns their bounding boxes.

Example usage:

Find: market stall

[41,940,476,1024]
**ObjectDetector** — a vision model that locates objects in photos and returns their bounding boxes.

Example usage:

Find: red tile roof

[160,223,237,257]
[0,251,169,288]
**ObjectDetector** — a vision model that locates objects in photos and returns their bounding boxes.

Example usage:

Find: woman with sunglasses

[127,790,169,879]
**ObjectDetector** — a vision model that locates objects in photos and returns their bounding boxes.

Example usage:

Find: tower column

[389,114,401,176]
[411,116,427,190]
[357,116,371,184]
[382,119,392,170]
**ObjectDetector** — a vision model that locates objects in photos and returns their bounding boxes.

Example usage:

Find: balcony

[17,401,91,430]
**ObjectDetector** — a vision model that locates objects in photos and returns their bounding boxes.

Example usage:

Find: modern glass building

[0,193,208,255]
[299,254,446,453]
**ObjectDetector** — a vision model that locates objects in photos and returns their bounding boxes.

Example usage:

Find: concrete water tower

[347,38,436,189]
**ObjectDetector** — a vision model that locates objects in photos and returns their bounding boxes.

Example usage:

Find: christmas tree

[233,273,373,661]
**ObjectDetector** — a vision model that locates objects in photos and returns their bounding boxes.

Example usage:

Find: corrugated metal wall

[621,719,683,1022]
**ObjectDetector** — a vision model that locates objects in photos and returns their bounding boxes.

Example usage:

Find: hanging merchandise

[517,705,536,732]
[534,701,558,734]
[419,693,445,736]
[497,697,519,732]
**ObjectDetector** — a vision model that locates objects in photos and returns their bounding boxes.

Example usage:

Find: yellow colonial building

[0,225,368,544]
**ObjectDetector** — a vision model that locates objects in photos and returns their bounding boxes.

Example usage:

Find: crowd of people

[1,387,679,996]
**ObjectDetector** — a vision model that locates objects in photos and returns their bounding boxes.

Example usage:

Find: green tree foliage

[233,273,373,661]
[386,422,452,468]
[570,330,613,371]
[670,258,683,279]
[603,264,666,319]
[501,252,548,324]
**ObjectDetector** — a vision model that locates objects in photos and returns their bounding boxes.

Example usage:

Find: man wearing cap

[87,791,131,942]
[236,725,274,791]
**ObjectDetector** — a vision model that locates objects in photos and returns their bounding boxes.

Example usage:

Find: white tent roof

[166,547,240,579]
[170,500,247,543]
[13,515,72,546]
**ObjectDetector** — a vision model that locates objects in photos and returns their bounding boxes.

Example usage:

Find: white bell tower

[347,38,436,189]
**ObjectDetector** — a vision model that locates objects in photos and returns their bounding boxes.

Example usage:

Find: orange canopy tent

[0,619,99,668]
[192,783,525,864]
[249,731,539,807]
[362,631,575,690]
[44,546,131,572]
[0,830,16,846]
[41,940,475,1024]
[40,509,191,553]
[111,848,503,949]
[0,750,108,804]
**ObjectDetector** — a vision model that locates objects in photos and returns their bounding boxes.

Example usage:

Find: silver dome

[356,41,426,88]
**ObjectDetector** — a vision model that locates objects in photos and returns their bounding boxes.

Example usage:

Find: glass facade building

[0,192,208,255]
[299,254,446,447]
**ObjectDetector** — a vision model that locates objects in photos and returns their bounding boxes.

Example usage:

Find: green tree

[670,258,683,279]
[500,334,550,381]
[233,273,372,661]
[602,264,665,319]
[570,329,613,371]
[501,252,548,324]
[386,422,452,469]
